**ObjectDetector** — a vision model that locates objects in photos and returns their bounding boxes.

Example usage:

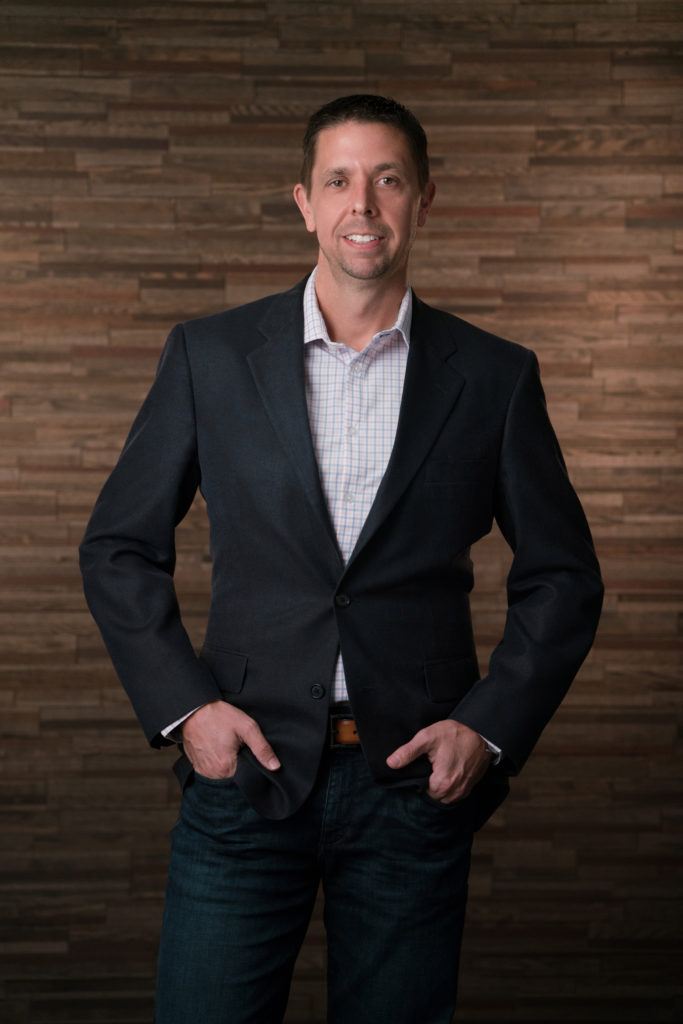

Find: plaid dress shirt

[302,264,411,703]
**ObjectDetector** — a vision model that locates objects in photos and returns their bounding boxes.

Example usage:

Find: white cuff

[161,705,205,742]
[478,733,503,766]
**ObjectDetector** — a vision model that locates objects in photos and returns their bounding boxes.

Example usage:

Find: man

[79,94,604,1023]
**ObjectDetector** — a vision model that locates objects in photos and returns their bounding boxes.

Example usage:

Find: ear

[417,180,436,228]
[292,183,316,233]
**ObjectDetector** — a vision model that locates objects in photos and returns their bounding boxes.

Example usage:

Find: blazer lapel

[247,274,345,578]
[342,291,466,577]
[247,273,467,582]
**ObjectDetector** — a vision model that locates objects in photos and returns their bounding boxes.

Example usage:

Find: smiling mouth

[343,233,385,248]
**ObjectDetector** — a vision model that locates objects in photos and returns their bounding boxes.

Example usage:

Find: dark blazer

[79,271,604,828]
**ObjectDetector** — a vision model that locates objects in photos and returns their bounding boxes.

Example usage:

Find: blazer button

[310,684,325,699]
[335,593,351,607]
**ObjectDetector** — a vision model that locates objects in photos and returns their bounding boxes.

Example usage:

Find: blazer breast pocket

[421,455,496,548]
[424,456,493,484]
[199,642,248,694]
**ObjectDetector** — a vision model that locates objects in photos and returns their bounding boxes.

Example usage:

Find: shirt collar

[303,264,412,349]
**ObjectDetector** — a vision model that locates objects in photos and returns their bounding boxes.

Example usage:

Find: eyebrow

[321,162,406,177]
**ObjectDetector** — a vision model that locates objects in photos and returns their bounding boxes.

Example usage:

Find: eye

[328,179,345,188]
[379,176,398,185]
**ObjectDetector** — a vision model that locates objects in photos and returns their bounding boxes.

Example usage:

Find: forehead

[312,119,414,175]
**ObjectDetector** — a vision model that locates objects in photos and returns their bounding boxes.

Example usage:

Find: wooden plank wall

[1,1,681,1021]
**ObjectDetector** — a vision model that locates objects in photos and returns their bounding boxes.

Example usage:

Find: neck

[313,258,408,352]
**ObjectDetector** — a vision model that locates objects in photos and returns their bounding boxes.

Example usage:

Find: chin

[338,258,394,281]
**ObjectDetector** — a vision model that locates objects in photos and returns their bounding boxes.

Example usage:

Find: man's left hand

[386,719,492,803]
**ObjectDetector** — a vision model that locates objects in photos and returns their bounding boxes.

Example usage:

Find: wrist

[181,699,221,738]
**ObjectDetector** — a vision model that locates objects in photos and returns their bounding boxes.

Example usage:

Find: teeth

[346,234,379,242]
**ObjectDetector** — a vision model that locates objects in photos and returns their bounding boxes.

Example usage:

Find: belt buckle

[329,709,359,749]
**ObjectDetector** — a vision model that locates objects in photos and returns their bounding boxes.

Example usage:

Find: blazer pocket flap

[423,654,479,702]
[199,643,248,694]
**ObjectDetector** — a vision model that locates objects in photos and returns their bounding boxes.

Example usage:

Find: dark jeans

[154,740,474,1024]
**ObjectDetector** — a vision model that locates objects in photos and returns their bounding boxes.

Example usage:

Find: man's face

[293,119,435,284]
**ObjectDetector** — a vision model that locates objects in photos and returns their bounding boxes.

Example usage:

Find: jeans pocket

[408,785,476,829]
[193,769,236,787]
[418,786,462,809]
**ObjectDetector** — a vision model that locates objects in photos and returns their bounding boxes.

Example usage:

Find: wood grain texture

[0,1,681,1021]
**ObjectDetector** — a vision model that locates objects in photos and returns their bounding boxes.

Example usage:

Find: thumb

[243,721,281,771]
[386,734,426,770]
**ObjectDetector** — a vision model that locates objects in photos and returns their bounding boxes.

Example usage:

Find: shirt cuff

[478,733,503,766]
[160,704,205,743]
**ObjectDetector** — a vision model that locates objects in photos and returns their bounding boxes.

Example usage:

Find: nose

[351,181,376,217]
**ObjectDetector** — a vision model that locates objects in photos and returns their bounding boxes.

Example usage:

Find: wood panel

[0,1,681,1021]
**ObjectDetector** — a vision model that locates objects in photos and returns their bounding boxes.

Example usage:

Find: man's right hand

[181,700,281,779]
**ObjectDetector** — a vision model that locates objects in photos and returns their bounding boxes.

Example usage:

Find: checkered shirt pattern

[302,264,412,702]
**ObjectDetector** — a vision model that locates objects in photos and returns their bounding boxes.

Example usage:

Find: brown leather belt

[330,702,361,748]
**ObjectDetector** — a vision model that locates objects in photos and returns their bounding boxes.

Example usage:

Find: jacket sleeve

[448,347,604,775]
[78,323,222,749]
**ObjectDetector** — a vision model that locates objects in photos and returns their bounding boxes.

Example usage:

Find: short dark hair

[299,93,430,195]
